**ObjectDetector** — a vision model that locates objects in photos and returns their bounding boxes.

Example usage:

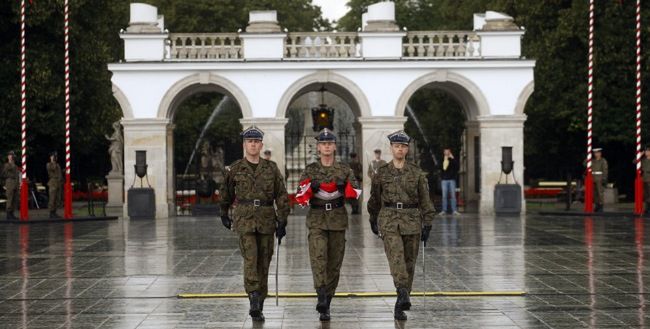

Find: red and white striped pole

[584,0,595,213]
[19,0,29,221]
[63,0,73,219]
[634,0,644,215]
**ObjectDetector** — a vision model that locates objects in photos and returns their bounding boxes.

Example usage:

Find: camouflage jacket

[300,161,359,231]
[47,162,63,187]
[220,158,289,234]
[1,162,18,182]
[367,161,435,235]
[591,158,608,182]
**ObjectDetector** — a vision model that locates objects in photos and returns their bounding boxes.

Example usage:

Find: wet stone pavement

[0,209,649,328]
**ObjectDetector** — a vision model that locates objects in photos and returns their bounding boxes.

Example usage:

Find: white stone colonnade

[109,2,535,218]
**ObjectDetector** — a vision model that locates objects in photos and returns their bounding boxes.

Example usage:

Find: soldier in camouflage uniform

[2,151,19,220]
[641,146,650,215]
[590,148,608,212]
[367,130,435,321]
[47,152,63,218]
[220,126,290,322]
[299,128,360,321]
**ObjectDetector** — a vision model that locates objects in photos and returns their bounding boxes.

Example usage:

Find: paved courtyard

[0,209,648,328]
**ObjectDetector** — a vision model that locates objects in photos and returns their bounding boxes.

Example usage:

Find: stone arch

[395,70,490,120]
[276,71,371,118]
[514,81,535,115]
[112,83,134,119]
[157,72,252,120]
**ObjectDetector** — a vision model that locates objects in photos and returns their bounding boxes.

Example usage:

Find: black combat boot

[248,291,261,318]
[316,287,328,313]
[394,302,407,321]
[318,295,333,321]
[396,288,411,311]
[252,297,265,322]
[6,212,16,220]
[49,211,60,219]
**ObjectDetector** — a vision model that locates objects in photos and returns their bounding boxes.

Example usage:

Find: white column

[477,115,526,215]
[122,118,171,219]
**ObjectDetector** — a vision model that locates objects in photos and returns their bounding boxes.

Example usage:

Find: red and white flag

[294,178,313,206]
[344,181,362,200]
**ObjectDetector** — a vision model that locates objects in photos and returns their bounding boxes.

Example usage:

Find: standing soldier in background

[589,148,608,212]
[2,151,20,219]
[295,128,361,321]
[641,146,650,215]
[47,152,63,218]
[367,148,387,180]
[220,126,290,322]
[2,151,19,220]
[348,152,362,214]
[367,130,435,321]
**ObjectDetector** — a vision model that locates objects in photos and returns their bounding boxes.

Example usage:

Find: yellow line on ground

[177,291,526,298]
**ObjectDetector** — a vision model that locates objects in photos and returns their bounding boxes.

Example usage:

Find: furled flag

[294,178,313,206]
[344,181,362,200]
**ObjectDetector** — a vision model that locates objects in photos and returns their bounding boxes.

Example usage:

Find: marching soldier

[295,128,361,321]
[589,148,608,212]
[367,130,435,321]
[47,152,63,218]
[2,151,19,220]
[641,146,650,215]
[219,126,290,322]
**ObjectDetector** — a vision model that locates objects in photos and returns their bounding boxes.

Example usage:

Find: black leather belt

[384,202,418,209]
[310,198,345,211]
[238,199,274,207]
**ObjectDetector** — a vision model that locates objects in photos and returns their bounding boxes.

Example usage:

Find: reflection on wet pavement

[0,211,649,328]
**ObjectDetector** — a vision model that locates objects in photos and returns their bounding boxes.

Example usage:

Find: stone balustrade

[169,33,242,60]
[285,32,361,59]
[402,31,481,58]
[165,31,483,61]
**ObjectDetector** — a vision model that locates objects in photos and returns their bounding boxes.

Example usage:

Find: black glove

[336,179,346,193]
[221,215,232,230]
[421,225,432,243]
[370,220,379,236]
[276,223,287,244]
[311,180,320,192]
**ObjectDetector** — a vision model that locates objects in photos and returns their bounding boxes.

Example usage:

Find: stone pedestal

[106,172,124,216]
[122,118,172,219]
[478,115,526,215]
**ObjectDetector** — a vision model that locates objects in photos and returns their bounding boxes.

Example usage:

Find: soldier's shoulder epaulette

[262,158,279,169]
[305,162,320,170]
[228,159,243,170]
[337,162,351,170]
[407,162,423,172]
[377,162,390,170]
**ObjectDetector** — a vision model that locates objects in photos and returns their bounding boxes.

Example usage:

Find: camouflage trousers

[238,231,275,299]
[48,184,61,212]
[593,177,605,205]
[382,232,420,291]
[4,179,18,213]
[308,228,346,296]
[645,182,650,203]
